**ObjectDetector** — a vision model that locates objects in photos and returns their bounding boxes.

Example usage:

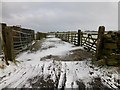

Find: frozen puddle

[0,36,119,89]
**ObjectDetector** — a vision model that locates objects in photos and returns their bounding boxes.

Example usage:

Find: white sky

[1,1,119,32]
[1,0,119,2]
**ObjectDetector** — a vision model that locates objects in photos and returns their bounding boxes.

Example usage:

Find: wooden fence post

[68,33,69,42]
[55,33,57,38]
[77,30,81,46]
[2,23,15,65]
[1,23,9,65]
[0,24,2,55]
[96,26,105,60]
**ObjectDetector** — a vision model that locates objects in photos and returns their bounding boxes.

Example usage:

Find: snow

[0,36,119,89]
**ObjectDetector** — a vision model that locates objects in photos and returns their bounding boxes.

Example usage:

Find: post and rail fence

[55,26,120,65]
[55,30,98,52]
[1,23,35,65]
[0,23,120,66]
[0,23,47,65]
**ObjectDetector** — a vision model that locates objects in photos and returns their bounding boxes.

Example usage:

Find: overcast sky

[1,2,118,32]
[118,2,120,31]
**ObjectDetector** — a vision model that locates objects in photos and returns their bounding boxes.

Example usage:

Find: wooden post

[0,24,2,55]
[68,33,69,42]
[71,33,73,43]
[1,23,9,65]
[2,23,15,65]
[96,26,105,60]
[55,33,57,38]
[70,33,72,43]
[77,30,81,46]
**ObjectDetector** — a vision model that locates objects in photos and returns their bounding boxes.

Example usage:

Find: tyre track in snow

[58,62,67,89]
[12,64,38,88]
[0,66,31,89]
[72,62,79,88]
[0,65,27,88]
[11,63,44,88]
[0,63,43,89]
[22,63,44,88]
[58,62,80,89]
[31,63,43,77]
[0,67,23,84]
[23,60,61,88]
[65,62,79,88]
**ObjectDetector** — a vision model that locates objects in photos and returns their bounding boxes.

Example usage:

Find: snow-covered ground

[0,36,119,89]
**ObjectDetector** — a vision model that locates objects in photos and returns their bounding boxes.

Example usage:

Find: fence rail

[55,26,120,65]
[55,31,98,52]
[12,28,34,54]
[81,33,98,52]
[55,32,78,45]
[1,23,35,65]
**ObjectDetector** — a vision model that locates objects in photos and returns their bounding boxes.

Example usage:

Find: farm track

[0,37,119,89]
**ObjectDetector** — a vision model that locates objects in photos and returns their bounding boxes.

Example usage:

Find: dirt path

[0,36,119,89]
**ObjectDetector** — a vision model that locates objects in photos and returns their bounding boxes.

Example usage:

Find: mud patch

[89,77,113,90]
[29,40,43,52]
[40,55,62,61]
[27,59,31,61]
[41,46,56,50]
[61,49,92,61]
[0,75,6,81]
[27,75,58,89]
[40,49,92,61]
[76,80,86,89]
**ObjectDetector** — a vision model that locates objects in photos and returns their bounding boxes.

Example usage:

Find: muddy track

[1,61,119,89]
[1,37,119,89]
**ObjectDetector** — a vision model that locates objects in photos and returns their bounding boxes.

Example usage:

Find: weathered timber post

[71,33,73,43]
[74,33,77,45]
[81,32,83,46]
[55,33,57,38]
[68,33,69,42]
[0,24,2,55]
[2,23,15,65]
[96,26,105,60]
[70,33,71,42]
[77,30,81,46]
[1,23,9,65]
[117,32,120,53]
